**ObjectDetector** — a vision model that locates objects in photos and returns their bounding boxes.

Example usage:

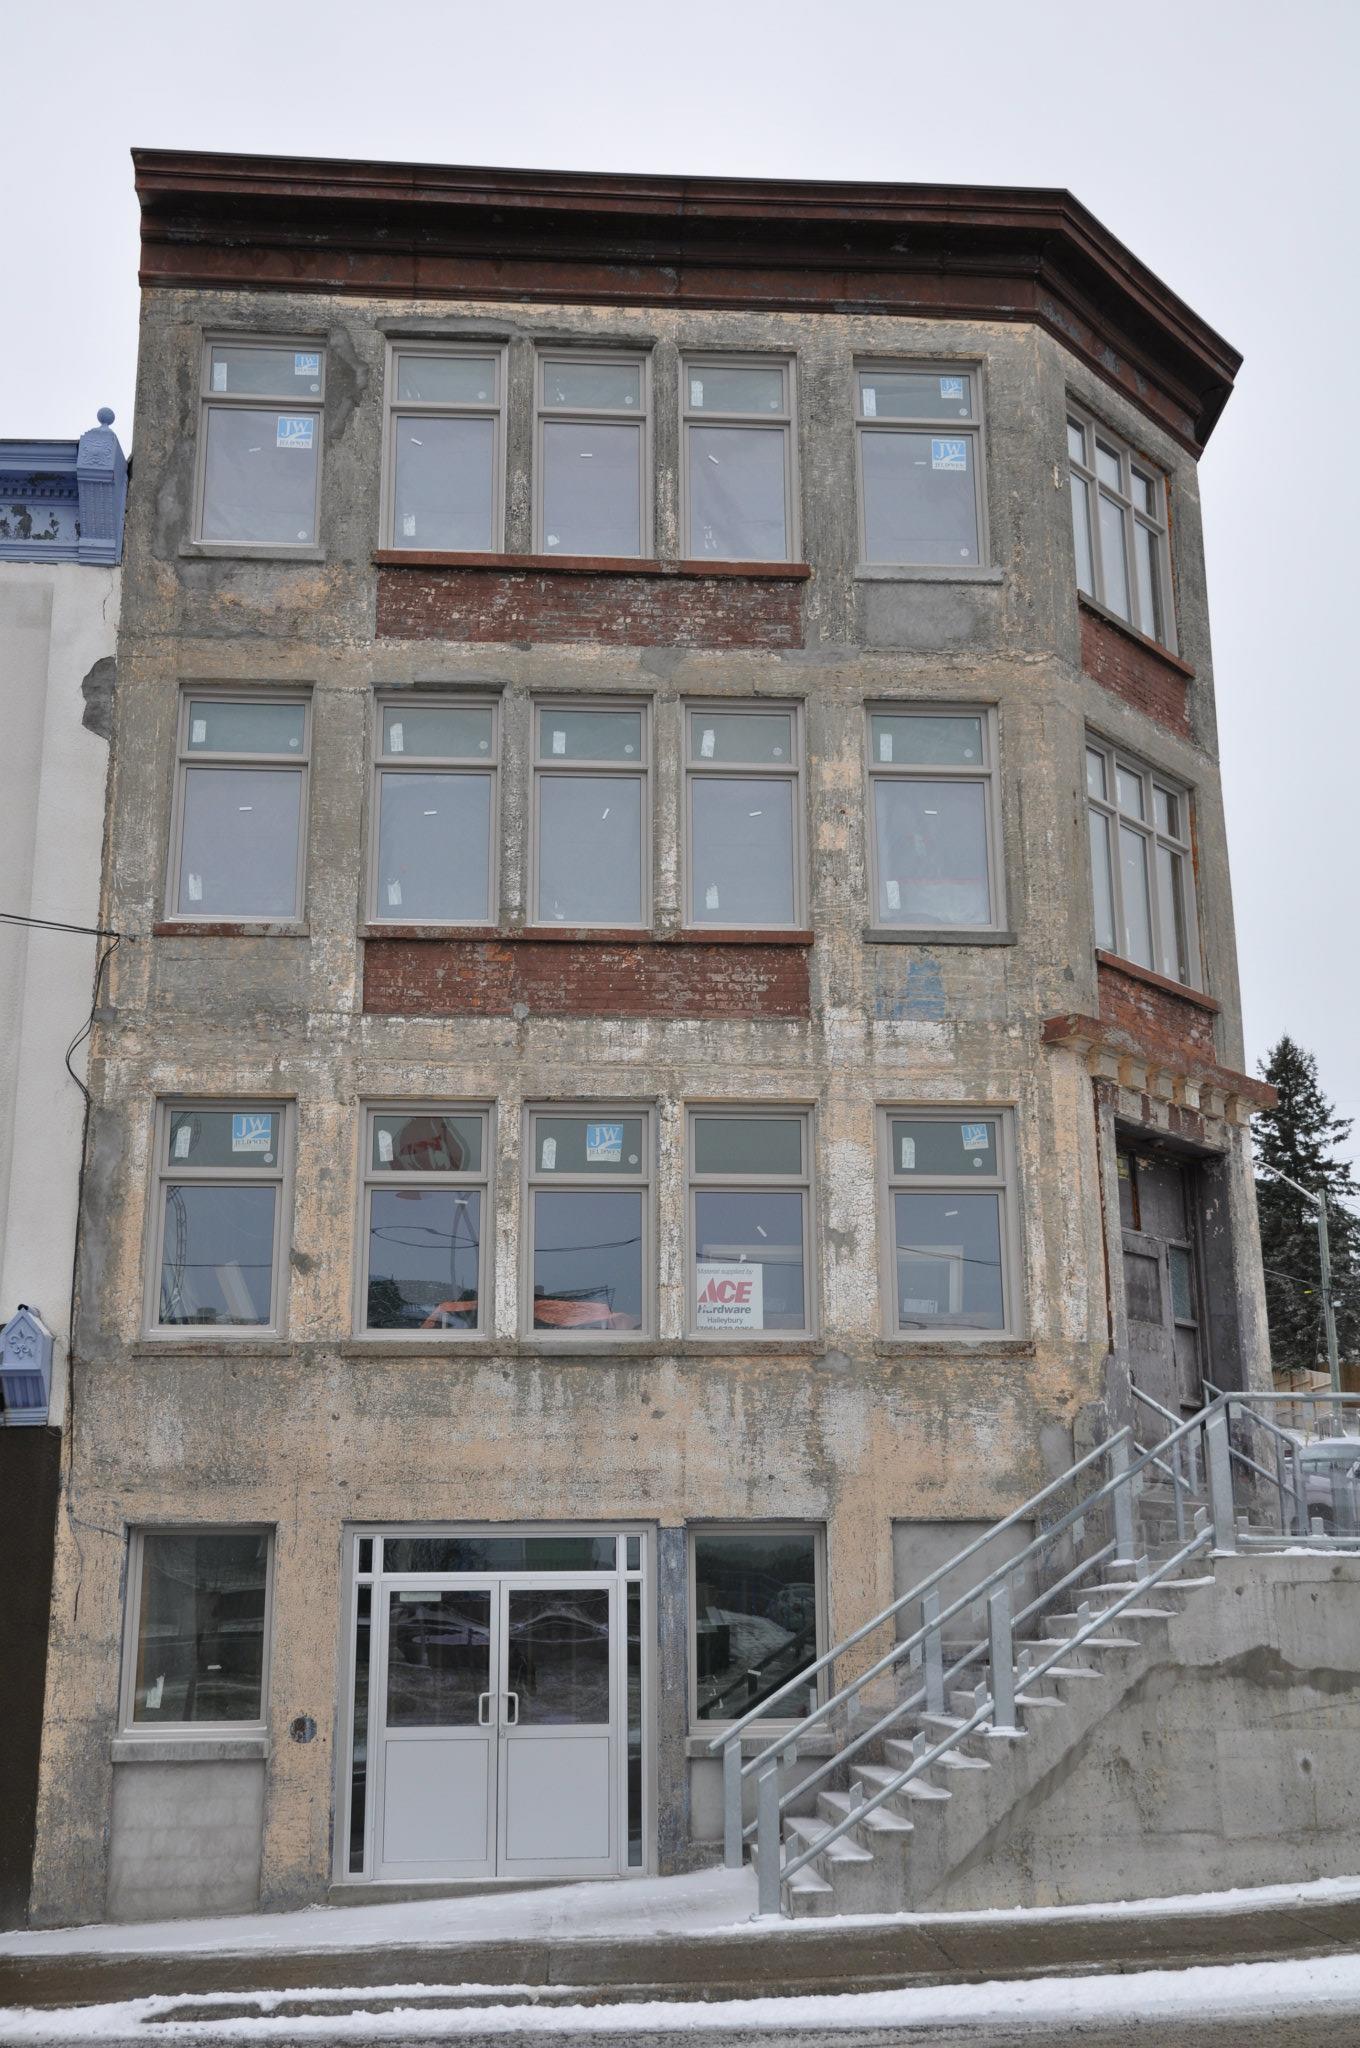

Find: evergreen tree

[1253,1037,1360,1379]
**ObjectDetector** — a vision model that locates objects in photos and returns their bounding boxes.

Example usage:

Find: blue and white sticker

[931,437,967,472]
[586,1122,624,1165]
[294,352,320,378]
[276,416,314,451]
[232,1113,274,1154]
[939,376,965,401]
[961,1122,990,1152]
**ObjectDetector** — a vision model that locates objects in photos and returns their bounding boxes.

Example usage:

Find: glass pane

[1066,419,1086,465]
[507,1587,611,1725]
[893,1190,1004,1329]
[375,771,492,921]
[166,1108,280,1170]
[187,700,305,755]
[382,704,493,760]
[537,707,642,761]
[178,767,302,918]
[201,409,319,545]
[693,1529,818,1723]
[1098,494,1130,618]
[537,776,643,923]
[694,1189,806,1331]
[366,1188,480,1331]
[687,426,787,561]
[1069,475,1094,595]
[532,1189,644,1330]
[1085,747,1108,800]
[1088,810,1116,952]
[533,1116,645,1175]
[859,369,972,420]
[1133,521,1162,641]
[1169,1244,1195,1323]
[693,1116,803,1177]
[871,714,982,768]
[386,1589,491,1727]
[872,779,990,927]
[133,1531,268,1724]
[158,1185,277,1326]
[1153,785,1176,836]
[689,711,793,765]
[627,1581,643,1867]
[688,365,784,414]
[1124,1249,1162,1323]
[1131,470,1154,515]
[861,430,979,566]
[625,1536,641,1571]
[1156,844,1188,983]
[1116,764,1145,819]
[395,354,496,405]
[1119,824,1154,967]
[358,1538,373,1573]
[383,1536,616,1573]
[541,421,642,556]
[370,1113,484,1174]
[348,1584,370,1872]
[210,345,321,396]
[1095,442,1123,492]
[543,360,642,410]
[392,415,495,550]
[690,777,795,925]
[890,1119,999,1177]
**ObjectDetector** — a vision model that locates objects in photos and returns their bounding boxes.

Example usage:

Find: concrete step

[783,1811,888,1913]
[783,1812,875,1866]
[781,1861,836,1916]
[1022,1656,1108,1683]
[852,1758,950,1813]
[817,1789,914,1874]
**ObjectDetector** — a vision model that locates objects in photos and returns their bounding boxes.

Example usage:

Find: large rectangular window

[195,340,324,548]
[688,1109,813,1337]
[682,358,795,562]
[123,1529,272,1730]
[882,1110,1018,1336]
[359,1106,491,1335]
[690,1526,822,1725]
[867,707,1002,930]
[536,353,648,558]
[383,345,504,552]
[856,364,985,568]
[169,693,309,922]
[1085,738,1198,985]
[1067,409,1173,649]
[532,702,648,927]
[370,697,497,924]
[525,1108,651,1336]
[148,1103,291,1334]
[685,705,803,928]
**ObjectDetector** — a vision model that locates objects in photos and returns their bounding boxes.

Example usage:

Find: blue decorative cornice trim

[0,410,127,563]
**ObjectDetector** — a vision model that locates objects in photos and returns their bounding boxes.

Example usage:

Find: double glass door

[375,1576,619,1880]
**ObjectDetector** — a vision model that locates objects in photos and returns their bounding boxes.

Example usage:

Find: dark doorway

[1117,1144,1206,1416]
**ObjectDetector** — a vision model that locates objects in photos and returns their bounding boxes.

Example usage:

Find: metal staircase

[711,1387,1360,1917]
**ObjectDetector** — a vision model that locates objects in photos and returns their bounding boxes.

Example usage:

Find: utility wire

[0,910,128,940]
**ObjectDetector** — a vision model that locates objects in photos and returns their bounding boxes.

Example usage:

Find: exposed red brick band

[1079,602,1194,739]
[364,936,812,1018]
[1096,954,1217,1063]
[376,562,807,647]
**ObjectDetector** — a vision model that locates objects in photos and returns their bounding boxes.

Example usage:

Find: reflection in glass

[893,1190,1004,1330]
[693,1117,801,1176]
[627,1581,643,1866]
[541,422,642,556]
[689,365,784,413]
[694,1189,806,1330]
[872,715,981,768]
[688,712,791,764]
[383,1536,617,1574]
[370,1114,482,1174]
[860,430,978,565]
[1070,473,1094,594]
[187,701,305,754]
[386,1590,491,1727]
[349,1585,371,1873]
[859,369,972,420]
[366,1189,481,1330]
[890,1120,997,1177]
[165,1109,278,1170]
[133,1531,268,1723]
[395,355,496,405]
[532,1190,643,1329]
[533,1117,644,1175]
[392,415,495,551]
[158,1185,277,1326]
[506,1588,611,1725]
[1089,810,1116,952]
[538,708,642,761]
[1098,492,1130,618]
[693,1529,817,1722]
[382,704,493,759]
[375,771,492,921]
[872,779,990,926]
[201,409,318,544]
[537,776,642,923]
[1119,825,1153,966]
[178,767,302,918]
[210,345,319,396]
[688,427,787,560]
[1156,843,1188,983]
[543,360,641,410]
[691,777,794,924]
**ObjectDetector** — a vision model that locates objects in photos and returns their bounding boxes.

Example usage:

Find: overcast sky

[3,0,1356,1169]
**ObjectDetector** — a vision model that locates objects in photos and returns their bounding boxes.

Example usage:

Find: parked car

[1295,1437,1360,1535]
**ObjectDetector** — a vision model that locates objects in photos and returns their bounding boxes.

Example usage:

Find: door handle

[503,1691,519,1725]
[477,1691,493,1727]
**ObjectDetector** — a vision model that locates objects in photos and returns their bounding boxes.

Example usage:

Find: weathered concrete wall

[106,1759,264,1922]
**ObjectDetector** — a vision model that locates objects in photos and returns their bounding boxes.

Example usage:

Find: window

[536,353,649,558]
[685,705,803,928]
[371,697,497,924]
[1067,410,1173,648]
[1085,738,1198,985]
[855,364,985,567]
[532,702,648,927]
[383,345,504,552]
[882,1110,1018,1336]
[690,1526,822,1725]
[358,1107,490,1334]
[525,1108,651,1336]
[682,358,795,562]
[148,1104,291,1333]
[169,693,309,921]
[122,1528,271,1730]
[867,707,1002,930]
[195,340,324,547]
[688,1109,813,1336]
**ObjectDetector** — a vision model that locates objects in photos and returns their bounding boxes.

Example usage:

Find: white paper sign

[885,878,901,910]
[212,362,228,391]
[879,732,893,761]
[705,884,720,910]
[386,880,402,906]
[402,514,417,537]
[862,387,877,417]
[191,718,208,745]
[586,1122,623,1164]
[377,1129,394,1162]
[187,873,203,902]
[695,1260,764,1331]
[961,1123,990,1151]
[173,1125,193,1160]
[700,728,716,758]
[552,730,566,755]
[541,1138,557,1170]
[900,1135,916,1170]
[690,379,704,408]
[389,722,404,753]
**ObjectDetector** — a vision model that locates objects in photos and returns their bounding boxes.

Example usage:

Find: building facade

[29,155,1271,1925]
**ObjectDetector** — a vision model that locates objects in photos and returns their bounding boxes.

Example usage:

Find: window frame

[864,702,1005,934]
[679,353,799,564]
[529,697,652,930]
[118,1525,274,1739]
[686,1104,817,1340]
[1067,406,1176,652]
[521,1102,655,1342]
[1085,734,1201,988]
[686,1521,827,1733]
[143,1099,295,1340]
[354,1102,495,1340]
[192,337,326,552]
[853,359,990,571]
[380,339,508,555]
[367,693,500,928]
[877,1106,1023,1341]
[533,348,652,559]
[682,700,806,931]
[165,687,311,925]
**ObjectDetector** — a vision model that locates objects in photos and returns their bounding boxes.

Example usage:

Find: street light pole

[1264,1167,1341,1394]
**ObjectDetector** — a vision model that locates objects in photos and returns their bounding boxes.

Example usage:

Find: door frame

[1114,1136,1213,1413]
[495,1574,620,1878]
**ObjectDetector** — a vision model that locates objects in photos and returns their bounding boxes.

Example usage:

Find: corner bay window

[150,1105,289,1332]
[1067,410,1173,648]
[533,703,647,926]
[868,708,1001,929]
[526,1109,650,1335]
[689,1110,812,1335]
[686,706,802,927]
[384,346,503,552]
[884,1112,1016,1335]
[125,1529,270,1728]
[170,694,308,921]
[683,358,794,561]
[856,365,984,567]
[372,698,497,923]
[1086,739,1198,985]
[361,1108,489,1333]
[537,354,648,557]
[196,341,323,547]
[692,1527,821,1724]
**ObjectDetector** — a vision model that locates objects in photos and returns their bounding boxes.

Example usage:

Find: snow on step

[783,1813,875,1864]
